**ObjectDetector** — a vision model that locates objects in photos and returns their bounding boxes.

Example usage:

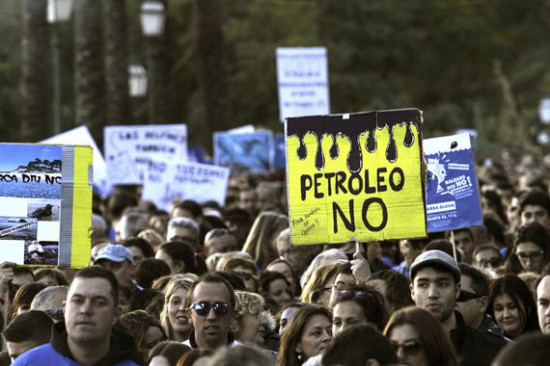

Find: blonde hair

[242,211,288,269]
[300,260,348,303]
[235,291,264,317]
[160,277,196,339]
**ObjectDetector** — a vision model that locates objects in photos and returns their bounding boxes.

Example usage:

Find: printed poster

[277,47,330,122]
[424,133,483,232]
[214,130,273,174]
[142,161,230,211]
[104,124,188,185]
[0,144,92,267]
[286,109,427,245]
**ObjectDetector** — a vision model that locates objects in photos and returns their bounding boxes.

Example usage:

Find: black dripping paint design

[287,109,422,174]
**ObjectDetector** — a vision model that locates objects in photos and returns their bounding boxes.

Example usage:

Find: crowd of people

[3,156,550,365]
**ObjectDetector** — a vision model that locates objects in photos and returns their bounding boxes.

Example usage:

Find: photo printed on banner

[27,199,61,222]
[24,240,59,265]
[0,217,38,241]
[0,144,62,199]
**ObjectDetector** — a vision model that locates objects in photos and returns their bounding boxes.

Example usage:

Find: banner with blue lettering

[424,133,482,232]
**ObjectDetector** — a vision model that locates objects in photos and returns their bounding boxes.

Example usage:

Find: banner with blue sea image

[424,133,482,232]
[274,133,286,170]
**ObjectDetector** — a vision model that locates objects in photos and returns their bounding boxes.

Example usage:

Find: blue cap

[94,244,134,264]
[409,249,460,282]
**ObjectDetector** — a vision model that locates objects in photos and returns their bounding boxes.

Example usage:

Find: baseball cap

[94,244,134,264]
[409,249,460,282]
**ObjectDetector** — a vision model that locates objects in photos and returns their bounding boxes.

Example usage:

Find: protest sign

[142,160,230,211]
[42,125,110,198]
[286,109,427,245]
[214,130,273,174]
[104,124,188,185]
[424,133,482,232]
[277,47,330,122]
[0,143,92,267]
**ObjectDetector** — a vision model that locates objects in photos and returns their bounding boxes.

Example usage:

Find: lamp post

[48,0,73,134]
[140,1,166,124]
[129,65,147,97]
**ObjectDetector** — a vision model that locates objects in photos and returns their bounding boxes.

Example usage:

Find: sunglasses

[391,340,422,355]
[516,251,543,261]
[189,301,233,316]
[457,290,482,302]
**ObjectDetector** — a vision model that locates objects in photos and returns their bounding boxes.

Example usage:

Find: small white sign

[276,47,330,122]
[104,124,188,185]
[142,160,230,211]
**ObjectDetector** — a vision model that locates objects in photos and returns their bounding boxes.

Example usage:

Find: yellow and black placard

[285,109,427,245]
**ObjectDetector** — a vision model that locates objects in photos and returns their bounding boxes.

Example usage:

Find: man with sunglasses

[410,250,507,366]
[456,264,503,336]
[184,272,241,351]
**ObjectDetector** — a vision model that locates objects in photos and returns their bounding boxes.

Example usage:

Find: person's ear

[455,282,461,300]
[173,260,185,274]
[409,283,415,300]
[479,295,489,313]
[186,308,193,325]
[113,305,122,325]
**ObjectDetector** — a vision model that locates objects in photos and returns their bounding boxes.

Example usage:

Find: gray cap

[409,249,460,282]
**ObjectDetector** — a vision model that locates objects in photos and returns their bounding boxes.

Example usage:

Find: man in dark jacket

[13,266,139,366]
[409,250,508,366]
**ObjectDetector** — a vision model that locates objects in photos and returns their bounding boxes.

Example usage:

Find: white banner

[104,124,188,185]
[276,47,330,122]
[41,125,109,197]
[142,160,229,211]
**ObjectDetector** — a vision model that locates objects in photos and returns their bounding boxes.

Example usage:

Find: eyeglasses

[391,340,423,355]
[335,289,374,300]
[457,290,482,302]
[516,251,543,261]
[189,301,233,316]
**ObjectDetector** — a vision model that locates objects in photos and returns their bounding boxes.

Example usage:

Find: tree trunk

[103,0,130,126]
[75,0,105,149]
[21,0,50,142]
[192,0,229,149]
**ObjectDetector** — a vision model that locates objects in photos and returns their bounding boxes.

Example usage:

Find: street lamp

[140,1,166,37]
[539,97,550,124]
[140,1,167,124]
[48,0,73,134]
[128,65,147,97]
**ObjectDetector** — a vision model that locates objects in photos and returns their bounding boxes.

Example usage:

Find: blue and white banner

[424,133,482,232]
[214,130,273,174]
[274,133,286,170]
[276,47,330,122]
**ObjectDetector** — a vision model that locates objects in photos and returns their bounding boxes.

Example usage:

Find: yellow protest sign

[285,109,427,245]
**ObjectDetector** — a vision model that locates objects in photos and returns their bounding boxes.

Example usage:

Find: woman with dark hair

[259,271,293,311]
[487,274,539,339]
[278,304,332,366]
[266,258,298,296]
[11,282,47,318]
[148,341,191,366]
[120,310,168,363]
[33,267,69,286]
[504,222,550,274]
[135,258,171,288]
[384,306,458,366]
[123,237,156,262]
[242,211,288,269]
[331,284,387,334]
[155,241,206,275]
